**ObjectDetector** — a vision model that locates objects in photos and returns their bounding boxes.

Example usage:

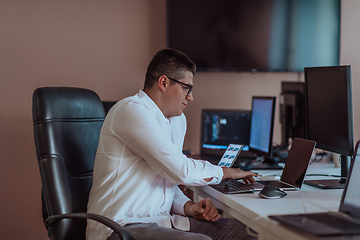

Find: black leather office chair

[32,87,131,240]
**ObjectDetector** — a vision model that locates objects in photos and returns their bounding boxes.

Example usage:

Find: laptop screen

[341,142,360,217]
[200,109,251,156]
[280,138,316,188]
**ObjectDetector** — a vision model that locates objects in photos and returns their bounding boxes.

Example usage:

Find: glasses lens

[167,76,193,96]
[187,86,193,96]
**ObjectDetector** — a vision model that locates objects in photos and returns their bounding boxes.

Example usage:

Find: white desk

[195,161,346,240]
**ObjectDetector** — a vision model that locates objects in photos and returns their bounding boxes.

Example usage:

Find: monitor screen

[167,0,340,72]
[201,109,251,156]
[305,65,354,157]
[249,96,276,157]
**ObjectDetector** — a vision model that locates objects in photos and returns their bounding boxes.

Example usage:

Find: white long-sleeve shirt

[86,90,223,240]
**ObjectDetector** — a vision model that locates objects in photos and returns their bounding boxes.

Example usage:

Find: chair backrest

[33,87,105,240]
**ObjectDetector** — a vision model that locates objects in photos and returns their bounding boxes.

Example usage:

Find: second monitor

[200,109,251,159]
[246,96,282,170]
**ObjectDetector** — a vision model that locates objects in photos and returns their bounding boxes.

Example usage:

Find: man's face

[164,71,194,118]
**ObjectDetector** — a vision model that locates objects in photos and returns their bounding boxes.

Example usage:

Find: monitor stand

[304,155,351,189]
[245,156,283,170]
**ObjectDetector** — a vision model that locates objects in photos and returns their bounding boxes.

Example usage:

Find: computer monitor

[304,65,354,188]
[279,81,305,148]
[247,96,281,169]
[200,109,251,157]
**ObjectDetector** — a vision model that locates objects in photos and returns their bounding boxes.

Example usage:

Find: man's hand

[184,198,220,222]
[222,167,258,183]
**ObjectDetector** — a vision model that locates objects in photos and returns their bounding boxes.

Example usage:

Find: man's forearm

[222,167,258,182]
[183,200,194,216]
[222,167,233,179]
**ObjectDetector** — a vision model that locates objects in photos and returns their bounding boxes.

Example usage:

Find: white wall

[339,0,360,143]
[0,1,166,239]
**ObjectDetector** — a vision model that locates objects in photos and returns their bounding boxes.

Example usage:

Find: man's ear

[158,75,168,92]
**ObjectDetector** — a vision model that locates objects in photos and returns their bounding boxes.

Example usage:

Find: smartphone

[217,144,243,168]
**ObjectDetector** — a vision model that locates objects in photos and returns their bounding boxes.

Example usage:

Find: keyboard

[210,179,255,194]
[269,212,360,236]
[304,212,360,231]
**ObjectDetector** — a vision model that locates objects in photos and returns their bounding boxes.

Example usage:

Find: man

[86,48,258,240]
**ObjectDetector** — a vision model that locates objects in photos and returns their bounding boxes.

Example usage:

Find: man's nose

[186,92,194,101]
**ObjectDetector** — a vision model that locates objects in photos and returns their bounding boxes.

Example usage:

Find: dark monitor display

[305,66,353,156]
[304,65,354,187]
[200,109,251,156]
[167,0,340,72]
[279,81,305,147]
[249,96,276,159]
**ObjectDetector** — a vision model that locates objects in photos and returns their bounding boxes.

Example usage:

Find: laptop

[210,144,255,194]
[213,138,316,193]
[269,140,360,236]
[247,137,316,191]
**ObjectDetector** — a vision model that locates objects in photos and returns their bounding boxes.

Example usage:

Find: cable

[303,200,332,212]
[300,200,333,223]
[309,151,328,164]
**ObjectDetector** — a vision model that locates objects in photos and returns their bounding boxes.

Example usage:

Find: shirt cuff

[205,166,223,185]
[172,190,191,216]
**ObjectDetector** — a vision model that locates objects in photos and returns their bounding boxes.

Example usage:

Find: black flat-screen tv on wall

[167,0,340,72]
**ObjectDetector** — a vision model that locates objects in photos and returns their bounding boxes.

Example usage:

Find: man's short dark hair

[143,48,196,90]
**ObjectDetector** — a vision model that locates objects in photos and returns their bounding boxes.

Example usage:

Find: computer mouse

[258,185,287,199]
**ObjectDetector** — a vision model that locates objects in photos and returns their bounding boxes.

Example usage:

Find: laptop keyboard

[210,179,255,194]
[304,213,360,231]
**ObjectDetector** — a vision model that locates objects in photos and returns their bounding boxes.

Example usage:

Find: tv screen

[167,0,340,72]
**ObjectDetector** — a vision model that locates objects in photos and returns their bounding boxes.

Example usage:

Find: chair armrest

[45,212,132,240]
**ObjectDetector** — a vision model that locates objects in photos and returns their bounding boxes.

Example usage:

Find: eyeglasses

[166,76,193,96]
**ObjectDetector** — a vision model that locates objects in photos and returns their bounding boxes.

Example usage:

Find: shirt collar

[138,89,170,124]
